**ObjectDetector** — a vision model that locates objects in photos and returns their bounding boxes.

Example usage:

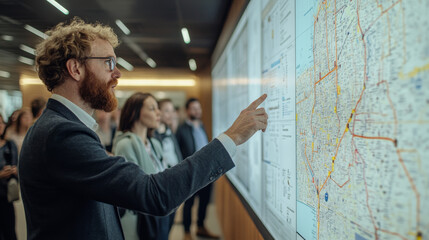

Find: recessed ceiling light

[0,70,11,78]
[181,28,191,44]
[146,58,157,68]
[188,59,197,71]
[1,35,14,41]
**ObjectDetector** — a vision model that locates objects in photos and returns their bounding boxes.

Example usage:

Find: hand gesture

[225,94,268,146]
[0,165,14,179]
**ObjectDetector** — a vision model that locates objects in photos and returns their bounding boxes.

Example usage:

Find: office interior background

[0,0,428,239]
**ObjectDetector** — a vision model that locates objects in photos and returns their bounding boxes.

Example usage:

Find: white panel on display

[212,0,429,239]
[261,0,296,238]
[213,0,264,216]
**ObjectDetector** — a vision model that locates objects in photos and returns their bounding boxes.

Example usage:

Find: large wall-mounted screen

[212,0,428,239]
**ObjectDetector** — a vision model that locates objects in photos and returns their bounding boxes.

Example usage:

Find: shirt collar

[186,119,202,128]
[51,94,98,132]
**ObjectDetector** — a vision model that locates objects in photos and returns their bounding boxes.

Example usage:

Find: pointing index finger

[247,94,267,110]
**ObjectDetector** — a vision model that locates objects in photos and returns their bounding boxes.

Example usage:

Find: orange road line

[334,124,347,157]
[375,0,384,11]
[315,65,338,85]
[363,0,402,35]
[330,176,350,188]
[320,173,330,192]
[378,229,407,240]
[352,134,395,143]
[396,149,421,232]
[357,1,379,237]
[296,94,308,105]
[379,80,398,136]
[304,142,317,191]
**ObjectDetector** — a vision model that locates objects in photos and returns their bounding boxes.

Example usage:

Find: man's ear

[65,58,85,81]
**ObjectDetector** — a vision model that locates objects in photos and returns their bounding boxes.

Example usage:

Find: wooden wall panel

[216,177,264,240]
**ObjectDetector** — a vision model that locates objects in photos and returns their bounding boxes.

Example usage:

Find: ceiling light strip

[19,44,36,55]
[117,57,134,71]
[18,56,35,66]
[24,25,48,39]
[115,20,130,35]
[46,0,69,15]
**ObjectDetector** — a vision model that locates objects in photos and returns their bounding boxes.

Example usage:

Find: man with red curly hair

[19,17,268,240]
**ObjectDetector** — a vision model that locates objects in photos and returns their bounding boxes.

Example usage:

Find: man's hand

[224,94,268,146]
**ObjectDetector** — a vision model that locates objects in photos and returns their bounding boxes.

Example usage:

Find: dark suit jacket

[19,99,234,240]
[175,122,208,159]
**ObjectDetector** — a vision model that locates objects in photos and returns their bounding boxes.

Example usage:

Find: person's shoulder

[176,122,190,132]
[150,137,162,148]
[39,110,85,132]
[114,132,137,149]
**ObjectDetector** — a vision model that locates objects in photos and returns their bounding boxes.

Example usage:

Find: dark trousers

[0,198,17,240]
[183,183,213,232]
[137,213,171,240]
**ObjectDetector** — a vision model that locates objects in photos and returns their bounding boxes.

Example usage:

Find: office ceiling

[0,0,232,90]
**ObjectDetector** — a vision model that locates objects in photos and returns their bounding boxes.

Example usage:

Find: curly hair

[35,17,119,91]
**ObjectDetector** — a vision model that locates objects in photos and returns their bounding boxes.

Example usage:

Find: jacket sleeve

[46,122,234,216]
[113,137,139,165]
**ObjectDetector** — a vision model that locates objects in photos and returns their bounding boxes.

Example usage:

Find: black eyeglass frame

[83,56,116,71]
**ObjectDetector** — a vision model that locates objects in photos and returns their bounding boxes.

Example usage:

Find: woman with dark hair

[5,109,32,154]
[112,92,170,240]
[0,114,18,240]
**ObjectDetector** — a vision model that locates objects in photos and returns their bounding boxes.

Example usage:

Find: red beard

[79,69,118,112]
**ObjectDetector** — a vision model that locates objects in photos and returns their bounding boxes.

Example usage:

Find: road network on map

[296,0,428,239]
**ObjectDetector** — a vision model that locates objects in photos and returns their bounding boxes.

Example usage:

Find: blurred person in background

[154,99,183,230]
[113,92,170,240]
[3,110,20,144]
[176,98,218,240]
[5,109,32,154]
[171,106,180,134]
[154,99,182,168]
[30,97,47,123]
[95,110,116,153]
[0,114,18,240]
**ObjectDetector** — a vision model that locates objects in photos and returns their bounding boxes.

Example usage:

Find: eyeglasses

[83,56,116,71]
